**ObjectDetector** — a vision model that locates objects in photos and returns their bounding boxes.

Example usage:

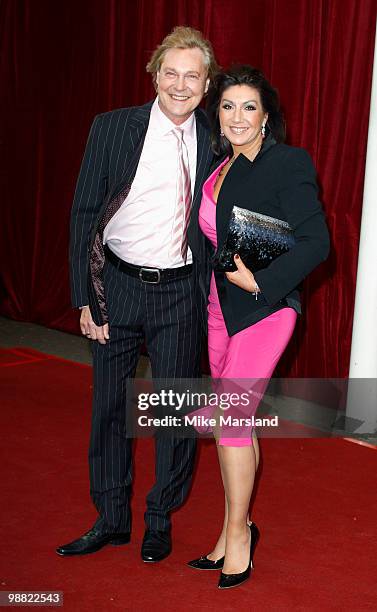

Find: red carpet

[1,347,376,611]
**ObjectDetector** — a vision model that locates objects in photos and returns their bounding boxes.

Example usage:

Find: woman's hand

[225,254,260,294]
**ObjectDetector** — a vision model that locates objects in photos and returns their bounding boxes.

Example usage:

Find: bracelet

[252,282,260,300]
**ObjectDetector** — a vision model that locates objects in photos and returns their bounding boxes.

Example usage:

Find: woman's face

[219,84,268,148]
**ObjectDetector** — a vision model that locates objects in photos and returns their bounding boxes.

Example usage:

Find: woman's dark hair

[206,64,285,155]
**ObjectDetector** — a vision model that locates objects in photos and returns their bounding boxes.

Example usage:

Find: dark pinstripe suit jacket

[69,101,214,327]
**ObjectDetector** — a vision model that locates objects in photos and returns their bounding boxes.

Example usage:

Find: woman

[187,65,329,589]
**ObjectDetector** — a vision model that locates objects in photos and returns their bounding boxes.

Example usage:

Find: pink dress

[198,160,297,446]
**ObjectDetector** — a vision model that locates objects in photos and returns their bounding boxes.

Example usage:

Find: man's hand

[225,254,260,294]
[80,306,109,344]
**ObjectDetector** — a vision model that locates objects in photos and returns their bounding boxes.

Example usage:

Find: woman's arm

[252,147,330,306]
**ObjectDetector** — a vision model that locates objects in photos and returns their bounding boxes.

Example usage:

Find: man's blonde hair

[146,26,219,86]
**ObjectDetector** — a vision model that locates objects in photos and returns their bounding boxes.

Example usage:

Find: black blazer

[69,101,214,326]
[205,135,330,336]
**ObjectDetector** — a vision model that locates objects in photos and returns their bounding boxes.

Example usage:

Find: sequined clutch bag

[215,206,295,272]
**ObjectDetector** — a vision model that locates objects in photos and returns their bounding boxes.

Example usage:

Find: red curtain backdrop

[1,0,376,376]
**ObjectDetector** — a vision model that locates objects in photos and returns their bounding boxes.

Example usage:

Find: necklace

[218,155,235,177]
[217,142,263,182]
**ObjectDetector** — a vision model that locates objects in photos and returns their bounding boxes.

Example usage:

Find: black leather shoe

[141,529,172,563]
[56,527,130,556]
[187,555,224,570]
[218,523,260,589]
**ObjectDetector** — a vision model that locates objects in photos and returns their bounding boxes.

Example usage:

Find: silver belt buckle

[139,267,161,284]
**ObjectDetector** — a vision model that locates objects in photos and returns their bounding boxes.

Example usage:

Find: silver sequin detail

[216,205,295,272]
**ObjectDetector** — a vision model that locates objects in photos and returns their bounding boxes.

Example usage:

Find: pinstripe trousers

[89,256,202,534]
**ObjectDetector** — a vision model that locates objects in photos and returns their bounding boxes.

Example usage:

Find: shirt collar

[150,97,196,139]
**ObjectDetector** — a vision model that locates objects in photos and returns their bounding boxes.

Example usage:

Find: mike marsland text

[137,415,279,427]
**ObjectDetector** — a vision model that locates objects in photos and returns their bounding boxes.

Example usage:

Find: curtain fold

[1,0,376,376]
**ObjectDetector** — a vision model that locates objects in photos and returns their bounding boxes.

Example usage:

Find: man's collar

[150,97,196,138]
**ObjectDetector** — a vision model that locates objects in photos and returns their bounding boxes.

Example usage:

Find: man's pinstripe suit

[69,101,214,535]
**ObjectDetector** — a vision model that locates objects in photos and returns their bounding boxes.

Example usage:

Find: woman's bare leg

[207,432,258,565]
[218,444,256,573]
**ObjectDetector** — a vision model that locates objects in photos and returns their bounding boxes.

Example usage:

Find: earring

[261,123,266,137]
[220,129,224,137]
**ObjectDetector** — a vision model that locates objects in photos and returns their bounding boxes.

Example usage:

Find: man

[56,27,218,562]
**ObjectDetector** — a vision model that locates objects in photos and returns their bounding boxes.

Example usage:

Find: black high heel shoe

[218,522,260,589]
[187,554,224,570]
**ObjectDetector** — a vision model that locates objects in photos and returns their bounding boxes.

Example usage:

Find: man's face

[156,47,209,125]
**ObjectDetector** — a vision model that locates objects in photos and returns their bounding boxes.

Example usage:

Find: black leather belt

[104,245,193,284]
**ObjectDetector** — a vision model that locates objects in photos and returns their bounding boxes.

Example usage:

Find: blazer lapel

[111,103,211,208]
[93,102,153,246]
[192,109,213,214]
[216,135,277,250]
[215,155,252,249]
[109,101,153,199]
[105,103,212,248]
